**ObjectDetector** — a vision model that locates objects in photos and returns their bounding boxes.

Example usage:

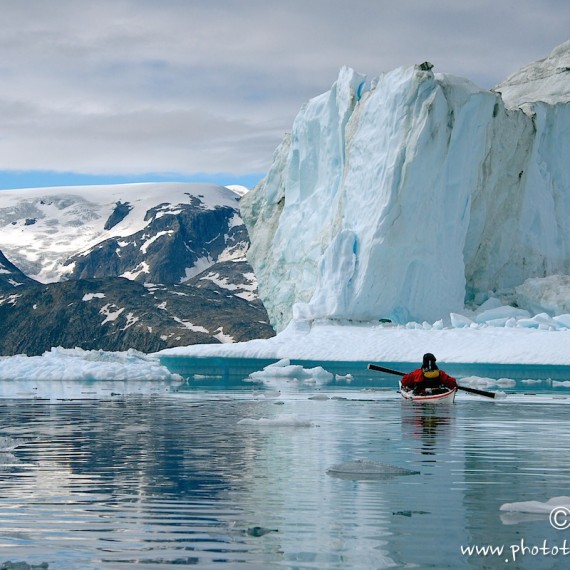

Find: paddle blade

[457,385,497,399]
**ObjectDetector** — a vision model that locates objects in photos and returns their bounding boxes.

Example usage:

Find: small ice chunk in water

[327,459,419,480]
[500,496,570,513]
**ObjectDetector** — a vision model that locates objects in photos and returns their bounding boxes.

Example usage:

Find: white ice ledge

[157,312,570,366]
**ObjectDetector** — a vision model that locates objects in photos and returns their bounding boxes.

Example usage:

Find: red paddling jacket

[401,369,457,390]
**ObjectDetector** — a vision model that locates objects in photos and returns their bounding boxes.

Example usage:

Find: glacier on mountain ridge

[0,182,246,284]
[241,42,570,331]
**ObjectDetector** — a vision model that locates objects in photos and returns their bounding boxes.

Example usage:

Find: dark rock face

[0,185,275,356]
[0,268,274,356]
[0,250,38,292]
[66,202,248,284]
[104,201,133,230]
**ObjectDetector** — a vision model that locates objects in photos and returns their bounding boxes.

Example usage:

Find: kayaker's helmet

[422,353,440,378]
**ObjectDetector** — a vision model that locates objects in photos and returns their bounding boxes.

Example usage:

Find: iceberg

[241,42,570,330]
[0,347,182,398]
[0,347,181,382]
[247,358,333,383]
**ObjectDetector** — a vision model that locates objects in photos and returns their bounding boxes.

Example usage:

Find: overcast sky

[0,0,568,190]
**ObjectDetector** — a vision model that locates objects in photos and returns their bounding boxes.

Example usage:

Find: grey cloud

[0,0,568,178]
[0,96,279,174]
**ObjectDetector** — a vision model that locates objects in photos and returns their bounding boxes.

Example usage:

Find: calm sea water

[1,360,570,569]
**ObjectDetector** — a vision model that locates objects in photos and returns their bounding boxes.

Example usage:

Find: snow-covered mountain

[0,182,247,283]
[241,41,570,331]
[0,182,276,355]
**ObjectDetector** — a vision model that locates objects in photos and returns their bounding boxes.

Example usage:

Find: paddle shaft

[367,363,405,376]
[367,363,497,399]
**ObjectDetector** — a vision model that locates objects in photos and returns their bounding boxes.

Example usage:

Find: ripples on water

[1,387,570,569]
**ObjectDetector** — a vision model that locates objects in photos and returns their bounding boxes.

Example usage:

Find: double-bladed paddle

[367,363,497,399]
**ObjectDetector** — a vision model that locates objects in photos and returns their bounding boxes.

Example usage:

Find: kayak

[367,364,497,399]
[399,382,457,403]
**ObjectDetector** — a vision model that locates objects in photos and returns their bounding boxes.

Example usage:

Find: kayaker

[401,353,457,393]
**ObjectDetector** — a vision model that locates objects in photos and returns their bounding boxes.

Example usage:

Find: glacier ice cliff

[241,42,570,331]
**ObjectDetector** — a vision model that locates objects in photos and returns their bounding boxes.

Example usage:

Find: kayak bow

[399,383,457,403]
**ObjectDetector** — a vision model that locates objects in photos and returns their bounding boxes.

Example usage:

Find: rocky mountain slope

[0,261,273,356]
[0,183,274,355]
[0,250,38,292]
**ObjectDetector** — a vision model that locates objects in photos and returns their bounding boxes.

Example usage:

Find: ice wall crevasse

[337,68,499,324]
[241,66,366,330]
[243,45,570,330]
[465,100,570,298]
[293,229,358,321]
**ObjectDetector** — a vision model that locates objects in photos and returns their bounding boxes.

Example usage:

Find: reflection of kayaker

[400,353,457,402]
[401,403,454,453]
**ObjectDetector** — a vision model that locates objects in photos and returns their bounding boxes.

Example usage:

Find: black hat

[422,353,438,371]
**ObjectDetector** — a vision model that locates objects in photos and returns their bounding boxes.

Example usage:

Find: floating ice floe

[499,496,570,525]
[327,460,419,480]
[460,376,515,389]
[237,414,314,427]
[0,347,181,382]
[0,347,183,399]
[0,436,26,471]
[449,307,570,331]
[251,389,282,399]
[158,307,570,366]
[500,496,570,513]
[247,359,333,383]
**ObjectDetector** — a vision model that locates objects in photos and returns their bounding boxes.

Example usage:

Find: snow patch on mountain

[198,268,258,302]
[82,293,105,301]
[182,256,214,282]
